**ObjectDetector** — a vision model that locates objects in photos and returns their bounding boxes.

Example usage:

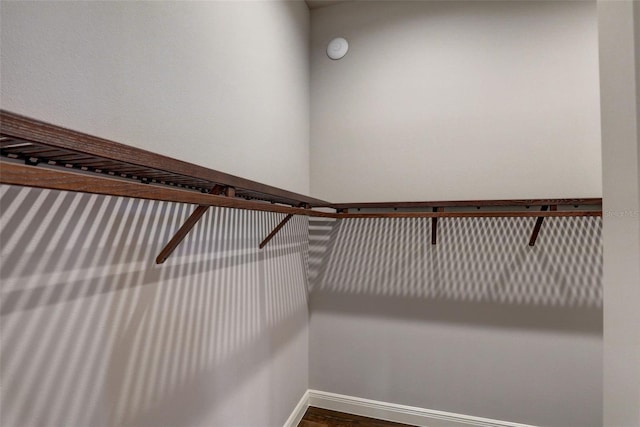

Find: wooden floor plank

[298,407,416,427]
[299,420,326,427]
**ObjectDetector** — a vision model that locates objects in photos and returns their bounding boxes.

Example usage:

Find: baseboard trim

[283,390,310,427]
[306,390,537,427]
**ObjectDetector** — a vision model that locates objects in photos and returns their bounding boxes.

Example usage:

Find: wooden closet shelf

[0,110,602,261]
[330,199,602,209]
[0,110,328,208]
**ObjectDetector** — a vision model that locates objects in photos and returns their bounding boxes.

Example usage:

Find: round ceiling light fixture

[327,37,349,60]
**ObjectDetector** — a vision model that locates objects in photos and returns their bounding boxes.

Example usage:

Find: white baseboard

[305,390,537,427]
[283,390,310,427]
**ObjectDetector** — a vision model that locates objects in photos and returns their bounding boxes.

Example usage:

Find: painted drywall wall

[310,1,601,202]
[308,3,603,425]
[1,1,310,194]
[308,216,603,427]
[0,185,310,427]
[1,2,311,426]
[598,2,640,425]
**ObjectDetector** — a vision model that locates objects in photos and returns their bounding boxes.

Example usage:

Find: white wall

[308,216,603,427]
[0,2,311,426]
[598,2,640,425]
[310,1,601,202]
[1,1,310,194]
[1,2,614,427]
[307,4,603,426]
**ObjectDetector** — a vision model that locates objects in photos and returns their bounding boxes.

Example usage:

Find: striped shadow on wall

[0,184,309,427]
[309,216,601,308]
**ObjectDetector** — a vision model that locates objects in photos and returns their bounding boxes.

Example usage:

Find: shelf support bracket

[431,207,443,245]
[259,204,309,249]
[528,205,556,246]
[155,184,226,264]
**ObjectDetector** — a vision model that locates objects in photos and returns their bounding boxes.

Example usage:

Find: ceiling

[305,0,352,10]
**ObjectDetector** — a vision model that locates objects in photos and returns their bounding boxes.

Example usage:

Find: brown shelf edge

[1,160,601,219]
[0,161,338,218]
[340,211,601,218]
[330,198,602,209]
[0,109,329,207]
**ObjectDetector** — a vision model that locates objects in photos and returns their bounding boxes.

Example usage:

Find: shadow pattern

[309,216,602,308]
[1,185,309,427]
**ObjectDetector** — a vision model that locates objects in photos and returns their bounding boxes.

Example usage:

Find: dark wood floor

[298,407,416,427]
